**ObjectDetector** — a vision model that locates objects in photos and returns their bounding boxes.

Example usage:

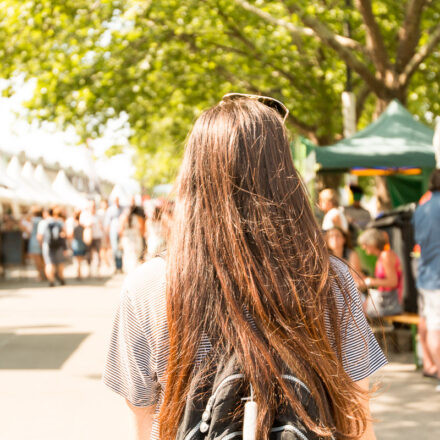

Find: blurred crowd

[318,184,403,316]
[319,170,440,392]
[2,171,440,391]
[0,196,173,286]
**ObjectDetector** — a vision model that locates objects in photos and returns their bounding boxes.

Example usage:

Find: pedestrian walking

[413,169,440,391]
[27,206,46,281]
[104,95,386,440]
[98,199,111,269]
[80,200,103,277]
[119,203,144,274]
[145,205,165,260]
[105,197,124,273]
[38,206,66,287]
[20,210,32,263]
[319,188,349,233]
[67,210,88,279]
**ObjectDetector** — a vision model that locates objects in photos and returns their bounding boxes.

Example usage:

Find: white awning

[21,161,59,205]
[5,156,37,205]
[52,170,88,208]
[33,164,67,205]
[109,184,132,205]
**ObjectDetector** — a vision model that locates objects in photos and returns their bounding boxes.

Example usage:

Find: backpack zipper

[183,421,202,440]
[186,374,311,440]
[211,373,246,401]
[270,425,309,440]
[185,374,245,440]
[221,431,243,440]
[281,374,310,394]
[218,425,310,440]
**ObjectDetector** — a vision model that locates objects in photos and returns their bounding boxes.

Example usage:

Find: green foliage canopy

[1,0,440,187]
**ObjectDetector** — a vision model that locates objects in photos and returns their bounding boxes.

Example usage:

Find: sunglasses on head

[221,93,289,123]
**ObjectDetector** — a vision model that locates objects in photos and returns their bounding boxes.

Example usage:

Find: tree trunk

[375,176,393,213]
[373,94,401,213]
[318,172,344,192]
[373,98,389,118]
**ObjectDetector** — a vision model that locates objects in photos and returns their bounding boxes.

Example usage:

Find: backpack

[45,222,64,251]
[176,354,333,440]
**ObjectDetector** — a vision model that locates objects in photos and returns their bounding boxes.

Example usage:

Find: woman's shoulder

[381,249,398,264]
[329,255,351,280]
[329,256,359,304]
[122,257,167,316]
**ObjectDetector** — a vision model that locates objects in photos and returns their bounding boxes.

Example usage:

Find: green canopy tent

[299,100,438,313]
[314,99,435,170]
[302,100,436,206]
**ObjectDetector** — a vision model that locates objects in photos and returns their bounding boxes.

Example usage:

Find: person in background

[413,169,440,391]
[80,200,103,277]
[160,200,174,246]
[145,205,165,260]
[68,210,88,280]
[38,207,66,287]
[105,196,124,273]
[325,226,364,288]
[129,196,146,259]
[1,209,18,231]
[358,228,402,317]
[20,211,32,260]
[36,208,49,241]
[97,199,111,269]
[27,206,46,281]
[319,188,349,233]
[344,184,371,233]
[119,203,144,273]
[64,210,75,244]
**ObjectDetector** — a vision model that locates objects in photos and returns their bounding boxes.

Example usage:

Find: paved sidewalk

[370,353,440,439]
[1,272,439,439]
[0,273,134,440]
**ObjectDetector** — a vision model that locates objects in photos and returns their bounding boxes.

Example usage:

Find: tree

[1,0,440,187]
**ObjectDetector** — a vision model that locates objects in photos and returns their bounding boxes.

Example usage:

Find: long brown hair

[160,98,368,439]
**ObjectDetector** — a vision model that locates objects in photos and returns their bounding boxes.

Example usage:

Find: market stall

[302,100,437,313]
[305,100,436,206]
[52,170,88,208]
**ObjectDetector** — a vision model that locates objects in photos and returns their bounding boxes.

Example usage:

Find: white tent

[52,170,88,208]
[21,161,57,205]
[0,156,16,188]
[152,183,173,197]
[109,184,132,206]
[0,166,16,204]
[0,156,18,205]
[5,156,38,205]
[33,164,66,205]
[34,164,53,187]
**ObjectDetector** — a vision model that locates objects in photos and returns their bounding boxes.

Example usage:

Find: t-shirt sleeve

[334,260,388,382]
[37,220,46,237]
[102,286,160,407]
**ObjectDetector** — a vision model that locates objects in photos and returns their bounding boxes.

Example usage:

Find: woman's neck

[332,247,344,258]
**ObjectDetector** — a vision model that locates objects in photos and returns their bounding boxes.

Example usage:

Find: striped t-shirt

[103,256,387,439]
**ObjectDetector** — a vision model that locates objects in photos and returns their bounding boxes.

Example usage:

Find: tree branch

[353,0,392,77]
[400,23,440,85]
[355,84,371,122]
[233,0,314,36]
[395,0,428,73]
[233,0,368,54]
[217,9,316,94]
[277,1,387,96]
